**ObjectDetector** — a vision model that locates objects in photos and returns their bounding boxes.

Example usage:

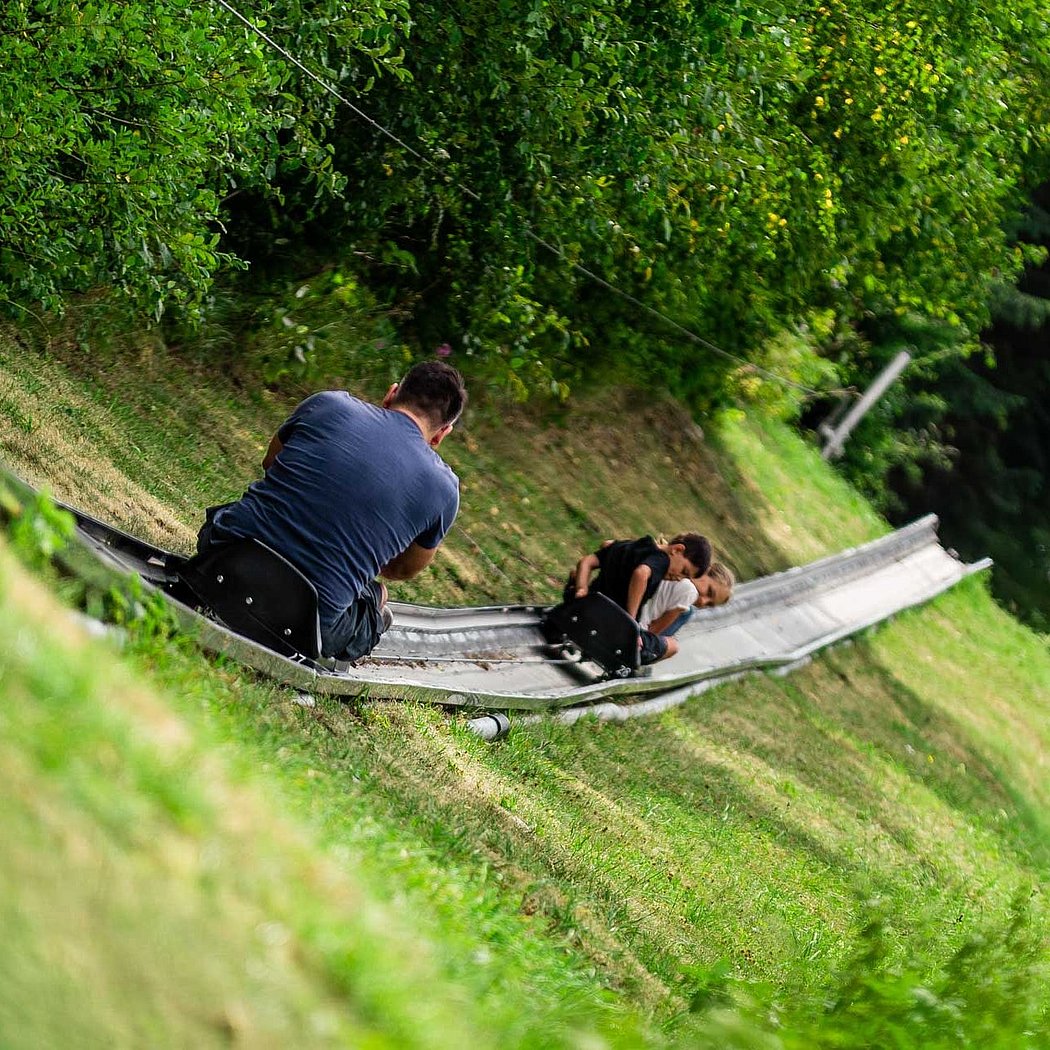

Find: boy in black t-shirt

[564,533,712,664]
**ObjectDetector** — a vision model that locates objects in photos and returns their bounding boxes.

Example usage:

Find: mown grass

[1,323,1049,1047]
[1,544,678,1049]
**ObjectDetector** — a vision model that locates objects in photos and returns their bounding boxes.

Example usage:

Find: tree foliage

[287,0,1050,404]
[0,0,406,318]
[2,0,1050,409]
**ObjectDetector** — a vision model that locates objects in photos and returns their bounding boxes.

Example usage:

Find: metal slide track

[60,495,989,712]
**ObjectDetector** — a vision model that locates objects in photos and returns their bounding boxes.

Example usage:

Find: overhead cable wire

[210,0,480,201]
[525,231,828,394]
[209,0,838,399]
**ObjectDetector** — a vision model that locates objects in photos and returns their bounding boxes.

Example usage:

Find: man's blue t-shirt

[214,391,459,632]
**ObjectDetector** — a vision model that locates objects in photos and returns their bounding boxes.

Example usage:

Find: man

[196,361,465,662]
[566,533,712,664]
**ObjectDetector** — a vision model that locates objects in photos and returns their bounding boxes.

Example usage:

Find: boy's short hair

[393,361,467,428]
[706,562,735,602]
[670,533,712,577]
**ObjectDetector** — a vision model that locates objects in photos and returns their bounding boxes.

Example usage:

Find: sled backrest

[543,592,641,675]
[179,539,322,660]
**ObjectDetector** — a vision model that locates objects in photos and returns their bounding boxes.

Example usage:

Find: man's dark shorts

[323,579,384,663]
[196,505,384,663]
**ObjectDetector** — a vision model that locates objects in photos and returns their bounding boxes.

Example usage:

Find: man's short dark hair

[671,533,712,577]
[393,361,467,428]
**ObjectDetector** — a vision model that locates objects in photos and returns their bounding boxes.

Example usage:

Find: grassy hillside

[0,318,884,600]
[1,323,1048,1047]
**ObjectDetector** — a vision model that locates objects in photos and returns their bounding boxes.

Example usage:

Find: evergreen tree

[885,195,1050,631]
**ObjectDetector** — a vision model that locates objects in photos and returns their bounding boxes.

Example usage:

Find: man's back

[214,391,459,630]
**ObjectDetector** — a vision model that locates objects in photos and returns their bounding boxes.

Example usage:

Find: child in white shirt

[640,562,735,636]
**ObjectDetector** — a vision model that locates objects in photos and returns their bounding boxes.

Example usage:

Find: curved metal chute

[58,492,989,712]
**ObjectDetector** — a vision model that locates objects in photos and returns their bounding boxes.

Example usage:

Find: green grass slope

[1,326,1048,1047]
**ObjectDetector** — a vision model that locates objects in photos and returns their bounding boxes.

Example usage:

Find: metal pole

[821,350,912,459]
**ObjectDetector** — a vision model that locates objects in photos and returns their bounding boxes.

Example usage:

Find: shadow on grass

[697,642,1050,873]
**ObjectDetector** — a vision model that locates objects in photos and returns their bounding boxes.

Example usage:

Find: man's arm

[264,393,326,470]
[262,433,283,471]
[380,542,439,581]
[625,563,653,620]
[571,553,601,598]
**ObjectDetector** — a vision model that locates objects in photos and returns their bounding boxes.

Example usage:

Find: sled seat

[178,538,322,660]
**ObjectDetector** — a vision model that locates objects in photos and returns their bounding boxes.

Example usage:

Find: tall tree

[885,193,1050,630]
